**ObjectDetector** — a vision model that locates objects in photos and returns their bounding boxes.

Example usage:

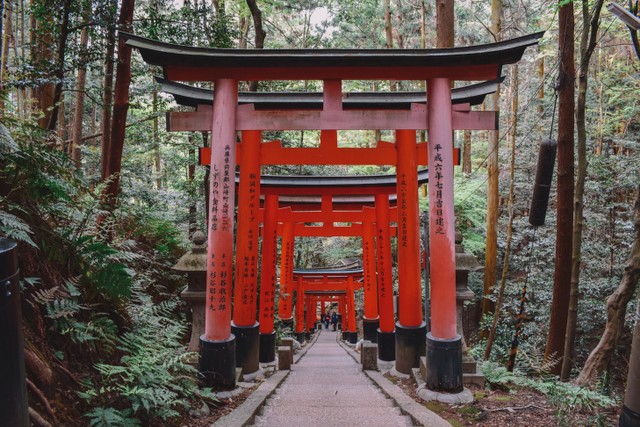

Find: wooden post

[362,209,380,342]
[279,222,294,330]
[259,194,278,363]
[375,194,396,361]
[231,130,261,374]
[295,276,305,342]
[395,129,426,374]
[200,78,238,389]
[425,77,463,392]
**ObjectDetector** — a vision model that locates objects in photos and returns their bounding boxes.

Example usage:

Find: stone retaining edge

[212,331,322,427]
[336,337,452,427]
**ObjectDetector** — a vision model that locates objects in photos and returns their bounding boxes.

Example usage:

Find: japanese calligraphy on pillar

[432,143,445,235]
[363,236,372,295]
[240,172,258,307]
[399,173,409,247]
[377,225,387,299]
[207,143,234,317]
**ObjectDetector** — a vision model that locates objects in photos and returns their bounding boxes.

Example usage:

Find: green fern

[82,293,215,423]
[84,407,141,427]
[0,208,37,247]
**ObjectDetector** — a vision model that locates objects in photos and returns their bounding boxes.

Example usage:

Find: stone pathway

[251,329,416,427]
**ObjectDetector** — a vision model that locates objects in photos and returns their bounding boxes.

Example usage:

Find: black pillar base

[305,332,311,340]
[0,239,29,427]
[199,335,236,390]
[395,322,427,374]
[377,329,396,361]
[363,318,379,343]
[280,317,294,333]
[620,405,640,427]
[259,332,276,364]
[342,331,349,341]
[231,322,260,375]
[296,332,305,343]
[348,331,358,344]
[425,333,463,393]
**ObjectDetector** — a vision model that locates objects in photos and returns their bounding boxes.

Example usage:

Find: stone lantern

[173,230,207,353]
[455,232,485,386]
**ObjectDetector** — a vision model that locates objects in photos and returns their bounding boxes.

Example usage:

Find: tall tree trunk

[537,53,544,141]
[46,0,72,131]
[71,6,91,168]
[462,130,471,175]
[482,0,502,318]
[561,0,604,381]
[577,185,640,386]
[383,0,393,48]
[484,63,518,361]
[0,0,12,114]
[100,0,135,219]
[100,0,117,181]
[435,0,454,48]
[545,0,575,374]
[188,133,197,235]
[246,0,265,92]
[153,89,161,189]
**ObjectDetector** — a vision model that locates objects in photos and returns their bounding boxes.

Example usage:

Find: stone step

[262,396,397,408]
[252,413,415,426]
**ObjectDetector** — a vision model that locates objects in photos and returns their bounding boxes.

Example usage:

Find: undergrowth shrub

[79,290,217,425]
[481,361,616,426]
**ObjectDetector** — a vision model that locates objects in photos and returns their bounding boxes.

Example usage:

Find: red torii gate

[126,32,542,393]
[160,79,493,365]
[292,269,364,344]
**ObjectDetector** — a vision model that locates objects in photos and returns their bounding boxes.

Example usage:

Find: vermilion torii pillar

[232,130,261,376]
[362,209,379,343]
[258,194,278,363]
[200,79,238,390]
[279,222,295,332]
[395,129,427,374]
[376,193,395,361]
[426,78,462,392]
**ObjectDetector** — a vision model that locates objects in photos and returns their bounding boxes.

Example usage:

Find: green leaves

[81,296,214,423]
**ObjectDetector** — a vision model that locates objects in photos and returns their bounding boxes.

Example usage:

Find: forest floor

[391,377,619,427]
[181,372,619,427]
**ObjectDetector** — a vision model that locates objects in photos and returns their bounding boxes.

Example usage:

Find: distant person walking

[331,312,338,331]
[324,314,330,329]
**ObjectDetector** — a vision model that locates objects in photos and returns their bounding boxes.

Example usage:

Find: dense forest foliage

[0,0,639,425]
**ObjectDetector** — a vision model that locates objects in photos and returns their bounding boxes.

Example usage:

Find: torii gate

[126,32,542,393]
[161,81,494,367]
[292,268,365,344]
[254,171,427,367]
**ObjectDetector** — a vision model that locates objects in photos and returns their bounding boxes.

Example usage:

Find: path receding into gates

[251,329,416,427]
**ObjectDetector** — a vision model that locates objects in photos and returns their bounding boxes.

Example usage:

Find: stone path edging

[336,337,452,427]
[212,370,289,427]
[212,331,321,427]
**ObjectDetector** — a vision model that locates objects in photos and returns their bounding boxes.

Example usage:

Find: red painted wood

[278,222,294,322]
[204,79,237,342]
[362,210,379,321]
[198,145,461,167]
[396,129,423,327]
[295,276,305,334]
[233,130,261,327]
[259,195,278,334]
[346,276,357,334]
[376,194,395,333]
[168,108,497,132]
[427,78,458,340]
